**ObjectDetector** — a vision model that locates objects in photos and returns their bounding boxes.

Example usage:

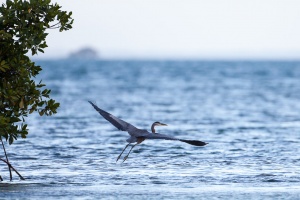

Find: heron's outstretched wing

[88,101,139,133]
[142,133,208,146]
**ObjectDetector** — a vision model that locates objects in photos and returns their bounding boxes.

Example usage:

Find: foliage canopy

[0,0,73,145]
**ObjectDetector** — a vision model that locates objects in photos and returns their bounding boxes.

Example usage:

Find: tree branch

[1,136,12,181]
[0,158,25,180]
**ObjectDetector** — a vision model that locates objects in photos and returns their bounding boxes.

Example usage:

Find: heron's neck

[151,124,156,133]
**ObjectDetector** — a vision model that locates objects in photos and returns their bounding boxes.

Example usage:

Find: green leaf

[0,0,69,148]
[9,136,14,145]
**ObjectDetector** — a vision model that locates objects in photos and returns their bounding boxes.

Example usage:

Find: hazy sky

[2,0,300,59]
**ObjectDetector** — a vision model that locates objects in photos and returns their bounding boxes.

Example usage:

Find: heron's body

[88,101,208,162]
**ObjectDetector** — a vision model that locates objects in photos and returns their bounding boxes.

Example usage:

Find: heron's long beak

[159,123,168,126]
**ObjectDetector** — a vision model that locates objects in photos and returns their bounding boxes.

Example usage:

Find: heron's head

[151,122,168,133]
[153,121,168,127]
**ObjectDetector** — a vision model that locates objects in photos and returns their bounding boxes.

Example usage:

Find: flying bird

[88,101,208,162]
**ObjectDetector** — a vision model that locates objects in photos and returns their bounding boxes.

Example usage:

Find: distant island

[68,47,99,60]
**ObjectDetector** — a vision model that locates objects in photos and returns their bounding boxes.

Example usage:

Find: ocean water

[1,60,300,199]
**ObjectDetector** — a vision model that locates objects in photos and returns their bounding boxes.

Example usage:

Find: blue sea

[1,60,300,199]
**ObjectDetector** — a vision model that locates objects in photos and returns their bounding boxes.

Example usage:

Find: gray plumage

[88,101,208,162]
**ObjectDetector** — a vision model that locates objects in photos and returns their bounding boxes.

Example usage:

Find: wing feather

[142,133,207,146]
[142,133,178,140]
[88,101,138,133]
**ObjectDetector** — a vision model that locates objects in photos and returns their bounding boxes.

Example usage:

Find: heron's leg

[122,143,138,163]
[116,143,130,162]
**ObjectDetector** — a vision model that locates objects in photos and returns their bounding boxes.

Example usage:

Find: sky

[2,0,300,60]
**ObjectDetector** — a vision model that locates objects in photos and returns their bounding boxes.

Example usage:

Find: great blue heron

[88,101,208,162]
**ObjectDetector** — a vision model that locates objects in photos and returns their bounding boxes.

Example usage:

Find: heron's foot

[122,155,129,163]
[116,155,122,162]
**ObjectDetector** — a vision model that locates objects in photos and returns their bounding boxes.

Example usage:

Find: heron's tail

[180,139,208,146]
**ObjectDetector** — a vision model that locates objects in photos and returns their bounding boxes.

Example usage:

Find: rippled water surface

[1,60,300,199]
